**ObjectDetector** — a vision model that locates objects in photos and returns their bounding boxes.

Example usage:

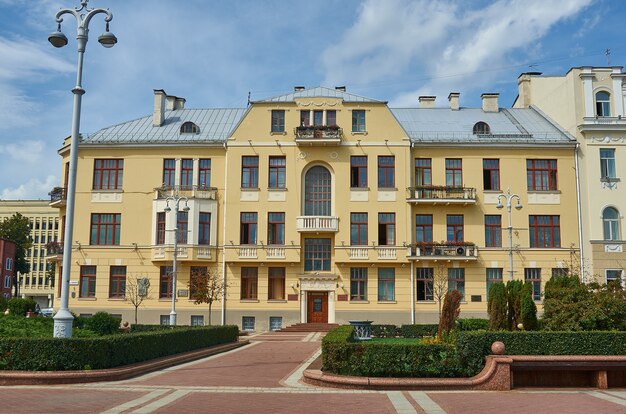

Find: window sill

[601,177,620,183]
[483,190,503,193]
[78,297,96,301]
[108,298,125,301]
[240,188,260,191]
[240,299,260,303]
[378,187,397,191]
[268,299,287,303]
[349,300,370,304]
[377,300,397,304]
[91,189,123,193]
[158,298,175,302]
[350,187,370,191]
[267,187,287,191]
[351,131,368,135]
[527,190,561,194]
[270,131,287,135]
[416,300,436,303]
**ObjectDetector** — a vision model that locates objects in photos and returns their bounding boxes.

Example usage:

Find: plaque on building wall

[337,294,348,301]
[287,294,298,301]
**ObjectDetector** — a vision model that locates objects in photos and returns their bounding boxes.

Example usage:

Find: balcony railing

[45,242,64,261]
[155,185,217,200]
[239,246,258,259]
[266,246,285,259]
[294,126,342,144]
[407,186,476,204]
[296,216,339,232]
[151,245,216,262]
[49,187,67,207]
[407,242,478,260]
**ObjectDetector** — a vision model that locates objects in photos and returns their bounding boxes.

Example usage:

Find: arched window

[603,207,620,241]
[595,91,611,117]
[180,121,199,134]
[473,121,491,135]
[304,166,331,216]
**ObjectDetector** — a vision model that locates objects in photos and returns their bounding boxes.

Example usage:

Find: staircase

[278,323,339,332]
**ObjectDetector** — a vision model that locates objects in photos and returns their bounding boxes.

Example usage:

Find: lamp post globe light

[496,188,523,281]
[164,196,190,326]
[49,0,117,338]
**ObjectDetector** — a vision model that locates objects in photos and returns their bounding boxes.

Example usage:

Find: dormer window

[473,121,491,135]
[180,121,199,134]
[596,91,611,117]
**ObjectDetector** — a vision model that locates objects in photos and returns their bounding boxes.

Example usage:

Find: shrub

[0,315,54,338]
[7,298,37,317]
[487,282,507,330]
[399,324,439,338]
[438,290,462,340]
[457,318,489,331]
[0,296,8,312]
[506,280,523,330]
[520,283,538,330]
[371,324,398,338]
[84,312,121,336]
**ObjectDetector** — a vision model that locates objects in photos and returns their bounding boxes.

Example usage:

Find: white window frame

[600,148,616,180]
[606,269,624,285]
[4,275,11,289]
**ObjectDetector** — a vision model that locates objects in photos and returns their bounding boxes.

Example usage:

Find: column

[328,290,335,323]
[300,289,306,323]
[580,68,595,118]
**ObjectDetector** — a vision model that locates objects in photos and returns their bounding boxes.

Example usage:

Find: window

[447,215,464,242]
[268,156,286,189]
[352,110,365,132]
[529,215,560,248]
[416,268,434,301]
[267,213,285,245]
[484,215,502,247]
[313,110,323,126]
[93,159,123,190]
[109,266,126,298]
[5,258,12,271]
[159,266,173,298]
[350,267,367,301]
[596,91,611,117]
[415,159,432,186]
[163,159,176,187]
[603,207,620,241]
[606,269,623,284]
[473,121,491,135]
[199,159,211,187]
[378,213,395,246]
[268,267,285,300]
[191,315,204,326]
[415,215,433,242]
[350,156,368,188]
[241,267,258,300]
[90,214,121,245]
[304,238,331,271]
[198,212,211,245]
[600,149,616,180]
[378,268,395,301]
[156,212,166,245]
[327,110,337,126]
[350,213,368,245]
[483,159,500,190]
[189,266,207,297]
[4,276,11,289]
[271,110,285,133]
[377,156,395,188]
[240,213,257,245]
[445,159,462,187]
[552,267,569,278]
[180,159,193,188]
[177,211,188,244]
[300,111,310,126]
[180,121,199,134]
[79,265,96,298]
[269,316,283,331]
[160,315,170,325]
[524,268,541,300]
[527,159,557,191]
[242,316,255,331]
[241,156,259,188]
[448,268,465,300]
[304,166,332,216]
[486,268,503,299]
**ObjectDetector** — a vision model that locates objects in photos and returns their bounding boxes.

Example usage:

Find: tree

[520,282,538,330]
[487,282,508,330]
[506,280,524,330]
[437,289,462,341]
[188,267,226,325]
[432,263,448,318]
[0,213,32,297]
[125,276,152,324]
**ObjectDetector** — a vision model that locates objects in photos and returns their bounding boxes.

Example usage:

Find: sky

[0,0,624,200]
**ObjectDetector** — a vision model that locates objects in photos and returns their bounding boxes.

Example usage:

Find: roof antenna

[605,49,611,66]
[247,91,251,107]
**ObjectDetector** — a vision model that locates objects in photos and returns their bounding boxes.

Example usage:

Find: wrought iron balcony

[294,126,342,145]
[49,187,67,207]
[407,186,476,204]
[45,242,63,261]
[407,242,478,260]
[296,216,339,232]
[155,185,217,200]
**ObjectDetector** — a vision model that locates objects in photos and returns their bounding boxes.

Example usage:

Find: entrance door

[307,292,328,323]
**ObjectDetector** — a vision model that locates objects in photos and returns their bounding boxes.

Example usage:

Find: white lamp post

[164,196,190,325]
[49,0,117,338]
[496,188,523,281]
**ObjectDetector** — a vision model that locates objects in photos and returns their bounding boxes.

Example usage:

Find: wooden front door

[307,292,328,323]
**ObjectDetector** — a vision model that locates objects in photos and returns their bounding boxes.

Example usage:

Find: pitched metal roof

[390,107,574,144]
[82,108,247,144]
[253,86,384,103]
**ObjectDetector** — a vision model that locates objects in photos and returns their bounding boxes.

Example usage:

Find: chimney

[166,95,177,110]
[448,92,460,111]
[335,86,346,92]
[517,72,541,108]
[481,93,499,112]
[153,89,166,127]
[418,96,436,108]
[175,97,186,109]
[294,86,305,92]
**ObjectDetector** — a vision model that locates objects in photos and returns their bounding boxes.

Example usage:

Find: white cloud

[0,140,45,162]
[0,37,73,80]
[1,175,58,200]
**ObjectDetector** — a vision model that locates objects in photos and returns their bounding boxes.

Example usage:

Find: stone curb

[0,340,249,386]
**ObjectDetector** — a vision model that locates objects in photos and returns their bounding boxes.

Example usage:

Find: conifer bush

[487,282,507,330]
[437,290,462,340]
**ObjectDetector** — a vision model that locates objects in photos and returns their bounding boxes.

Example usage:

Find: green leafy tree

[0,213,32,296]
[487,282,508,330]
[189,267,227,325]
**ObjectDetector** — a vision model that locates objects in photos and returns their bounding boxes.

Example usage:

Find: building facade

[50,86,579,330]
[515,67,626,284]
[0,200,58,307]
[0,238,17,298]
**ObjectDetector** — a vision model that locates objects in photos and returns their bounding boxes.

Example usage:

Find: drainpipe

[221,142,228,325]
[410,260,415,324]
[574,143,585,282]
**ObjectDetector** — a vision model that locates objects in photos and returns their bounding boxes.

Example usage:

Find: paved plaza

[1,332,625,413]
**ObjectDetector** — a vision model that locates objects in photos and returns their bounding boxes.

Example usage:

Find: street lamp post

[49,0,117,338]
[496,188,523,281]
[164,196,190,326]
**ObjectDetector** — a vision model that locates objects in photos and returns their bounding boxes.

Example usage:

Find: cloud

[0,140,46,162]
[1,175,58,200]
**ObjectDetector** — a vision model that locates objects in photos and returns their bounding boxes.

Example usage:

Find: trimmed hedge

[322,325,462,377]
[399,324,438,338]
[371,324,398,338]
[0,325,238,371]
[456,331,626,376]
[456,318,489,331]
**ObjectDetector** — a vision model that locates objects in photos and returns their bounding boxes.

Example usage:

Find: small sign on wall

[69,280,78,286]
[287,294,298,301]
[178,289,189,297]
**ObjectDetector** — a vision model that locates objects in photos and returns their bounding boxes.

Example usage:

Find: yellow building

[50,86,579,330]
[515,67,626,283]
[0,200,58,307]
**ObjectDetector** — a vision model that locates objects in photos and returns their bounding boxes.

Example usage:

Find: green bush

[506,280,523,330]
[0,315,54,338]
[371,324,398,338]
[487,282,507,330]
[84,312,121,336]
[399,324,439,338]
[0,296,8,312]
[457,318,489,331]
[0,325,239,371]
[7,298,37,317]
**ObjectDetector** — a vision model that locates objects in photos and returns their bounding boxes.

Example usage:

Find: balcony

[294,126,342,145]
[580,116,626,132]
[223,245,299,262]
[334,246,405,262]
[407,186,476,205]
[407,242,478,261]
[45,242,63,262]
[49,187,67,208]
[151,245,217,262]
[155,185,217,200]
[296,216,339,232]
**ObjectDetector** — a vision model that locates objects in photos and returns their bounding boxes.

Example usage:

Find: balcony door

[304,166,331,216]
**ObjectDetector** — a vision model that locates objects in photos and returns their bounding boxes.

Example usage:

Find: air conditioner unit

[456,247,465,256]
